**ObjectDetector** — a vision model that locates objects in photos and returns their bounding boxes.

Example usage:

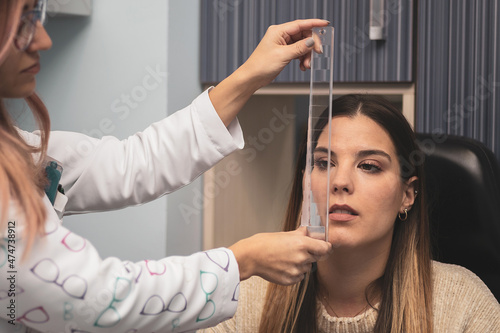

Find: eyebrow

[313,147,392,162]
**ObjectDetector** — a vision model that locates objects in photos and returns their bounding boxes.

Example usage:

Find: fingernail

[305,37,315,47]
[324,20,331,24]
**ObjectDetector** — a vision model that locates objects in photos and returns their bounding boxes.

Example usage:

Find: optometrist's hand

[241,18,328,85]
[209,19,329,127]
[229,226,332,285]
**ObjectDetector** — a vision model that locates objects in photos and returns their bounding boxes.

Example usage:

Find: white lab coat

[0,89,244,333]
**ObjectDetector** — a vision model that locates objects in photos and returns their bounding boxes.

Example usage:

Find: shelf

[47,0,92,16]
[204,82,415,128]
[255,83,416,129]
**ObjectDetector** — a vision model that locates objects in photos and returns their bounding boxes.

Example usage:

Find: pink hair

[0,0,51,258]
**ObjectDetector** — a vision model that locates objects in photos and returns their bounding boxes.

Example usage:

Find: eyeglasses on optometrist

[15,0,47,51]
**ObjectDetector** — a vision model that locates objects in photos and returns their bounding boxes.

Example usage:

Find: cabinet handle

[369,0,385,40]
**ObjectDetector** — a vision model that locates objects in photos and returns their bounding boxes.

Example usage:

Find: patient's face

[311,114,406,252]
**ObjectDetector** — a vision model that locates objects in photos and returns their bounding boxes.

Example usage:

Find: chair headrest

[416,133,500,301]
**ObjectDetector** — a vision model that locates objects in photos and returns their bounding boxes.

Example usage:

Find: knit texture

[199,261,500,332]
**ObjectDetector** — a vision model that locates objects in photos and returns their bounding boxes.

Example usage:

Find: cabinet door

[201,0,414,83]
[416,0,500,159]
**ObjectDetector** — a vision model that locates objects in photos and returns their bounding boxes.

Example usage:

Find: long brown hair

[259,95,433,332]
[0,0,51,257]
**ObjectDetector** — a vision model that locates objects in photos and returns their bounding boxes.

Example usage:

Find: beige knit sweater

[199,261,500,332]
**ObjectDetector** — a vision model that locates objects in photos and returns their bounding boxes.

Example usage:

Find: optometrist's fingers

[229,227,332,285]
[241,19,330,85]
[208,19,329,128]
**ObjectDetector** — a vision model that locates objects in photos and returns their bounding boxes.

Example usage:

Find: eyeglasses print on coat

[30,258,88,299]
[17,306,50,325]
[140,292,188,316]
[61,231,87,252]
[196,270,218,322]
[204,249,230,272]
[94,277,132,328]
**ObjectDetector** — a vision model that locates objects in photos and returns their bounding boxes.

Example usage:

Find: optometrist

[0,0,332,332]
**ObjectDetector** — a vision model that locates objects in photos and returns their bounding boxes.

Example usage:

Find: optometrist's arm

[230,227,332,285]
[17,20,327,215]
[18,88,244,214]
[0,199,241,332]
[209,19,327,127]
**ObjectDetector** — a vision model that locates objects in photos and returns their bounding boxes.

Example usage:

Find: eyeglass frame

[14,0,47,51]
[94,277,133,328]
[30,258,88,300]
[196,270,218,322]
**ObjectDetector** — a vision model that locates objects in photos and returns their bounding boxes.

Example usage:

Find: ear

[400,176,418,212]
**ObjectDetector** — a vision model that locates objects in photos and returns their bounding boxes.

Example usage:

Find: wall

[165,0,204,256]
[29,0,202,261]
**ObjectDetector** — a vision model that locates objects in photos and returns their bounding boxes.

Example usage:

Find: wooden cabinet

[203,87,413,249]
[203,95,297,248]
[47,0,92,16]
[200,0,500,251]
[200,0,417,249]
[201,0,415,83]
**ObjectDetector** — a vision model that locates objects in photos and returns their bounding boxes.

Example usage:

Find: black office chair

[416,133,500,302]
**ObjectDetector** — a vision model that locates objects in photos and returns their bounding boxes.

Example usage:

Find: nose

[26,22,53,52]
[330,165,353,194]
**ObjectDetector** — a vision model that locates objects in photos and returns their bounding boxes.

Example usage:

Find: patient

[199,94,500,333]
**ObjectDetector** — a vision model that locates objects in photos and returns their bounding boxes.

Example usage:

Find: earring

[398,208,408,221]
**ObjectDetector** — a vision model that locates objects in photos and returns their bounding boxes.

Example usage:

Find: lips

[22,62,40,74]
[329,204,358,222]
[331,209,355,215]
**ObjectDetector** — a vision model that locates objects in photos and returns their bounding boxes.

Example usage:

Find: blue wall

[32,0,203,261]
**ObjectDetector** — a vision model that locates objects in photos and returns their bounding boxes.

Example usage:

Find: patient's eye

[313,158,333,171]
[359,162,382,173]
